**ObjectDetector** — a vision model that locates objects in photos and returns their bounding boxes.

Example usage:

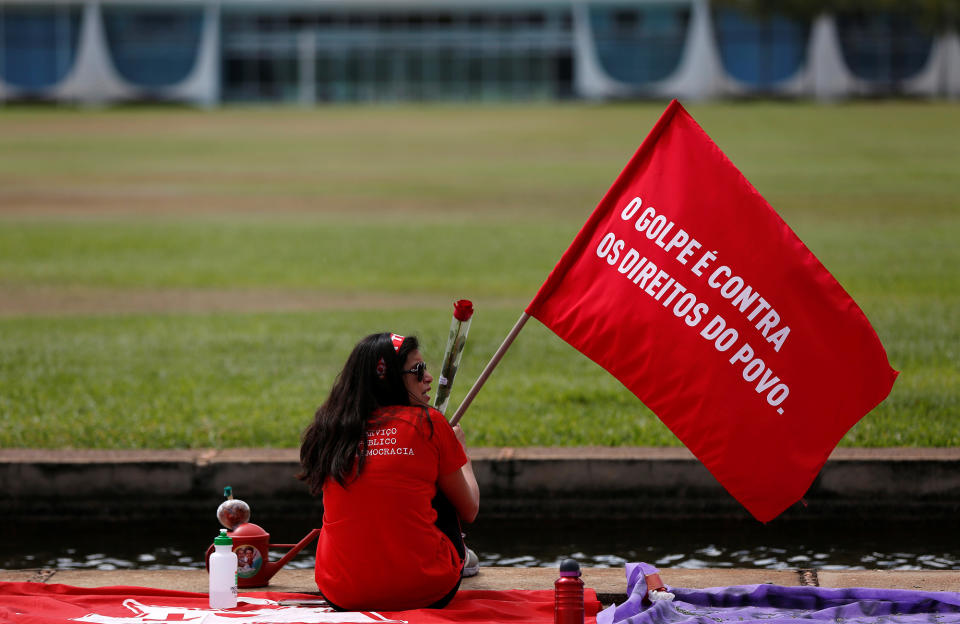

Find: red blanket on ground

[0,582,601,624]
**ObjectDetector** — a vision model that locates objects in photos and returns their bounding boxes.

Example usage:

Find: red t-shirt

[314,405,468,611]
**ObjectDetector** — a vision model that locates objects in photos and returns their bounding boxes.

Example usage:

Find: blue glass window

[220,7,574,102]
[837,12,933,84]
[1,5,81,90]
[714,7,808,88]
[102,6,203,88]
[589,4,690,85]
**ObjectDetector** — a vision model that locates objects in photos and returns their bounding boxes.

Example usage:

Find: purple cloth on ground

[599,562,960,624]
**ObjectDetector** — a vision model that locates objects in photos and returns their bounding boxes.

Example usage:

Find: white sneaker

[462,547,479,577]
[649,589,675,602]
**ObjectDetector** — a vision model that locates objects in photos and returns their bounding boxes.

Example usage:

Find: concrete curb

[2,447,960,520]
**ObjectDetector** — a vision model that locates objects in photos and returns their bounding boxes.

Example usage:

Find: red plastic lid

[229,522,268,538]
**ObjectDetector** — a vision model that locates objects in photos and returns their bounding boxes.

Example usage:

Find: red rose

[453,299,474,322]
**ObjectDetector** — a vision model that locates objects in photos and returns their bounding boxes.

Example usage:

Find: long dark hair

[298,332,419,496]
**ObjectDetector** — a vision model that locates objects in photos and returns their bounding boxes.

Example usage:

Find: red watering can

[205,522,320,588]
[204,486,319,588]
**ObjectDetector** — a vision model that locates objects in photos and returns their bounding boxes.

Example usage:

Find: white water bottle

[209,529,238,609]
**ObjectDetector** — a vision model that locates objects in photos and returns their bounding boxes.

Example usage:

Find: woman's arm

[437,424,480,523]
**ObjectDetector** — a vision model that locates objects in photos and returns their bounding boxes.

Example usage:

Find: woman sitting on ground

[298,332,480,611]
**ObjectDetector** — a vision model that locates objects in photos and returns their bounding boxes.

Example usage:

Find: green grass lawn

[0,101,957,448]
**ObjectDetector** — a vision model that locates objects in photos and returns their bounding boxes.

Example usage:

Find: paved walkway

[3,567,959,606]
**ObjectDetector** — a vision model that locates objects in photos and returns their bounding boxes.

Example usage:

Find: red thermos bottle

[555,559,584,624]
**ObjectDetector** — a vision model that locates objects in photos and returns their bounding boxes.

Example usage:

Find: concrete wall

[3,447,958,522]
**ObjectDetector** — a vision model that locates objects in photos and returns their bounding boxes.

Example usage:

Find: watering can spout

[264,528,322,579]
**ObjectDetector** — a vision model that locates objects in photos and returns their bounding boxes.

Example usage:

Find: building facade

[1,0,958,105]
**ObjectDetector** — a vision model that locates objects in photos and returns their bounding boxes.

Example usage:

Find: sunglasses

[402,361,427,382]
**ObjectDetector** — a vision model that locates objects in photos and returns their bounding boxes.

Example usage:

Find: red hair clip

[390,333,405,352]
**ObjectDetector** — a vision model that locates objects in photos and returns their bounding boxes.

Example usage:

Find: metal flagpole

[448,312,530,427]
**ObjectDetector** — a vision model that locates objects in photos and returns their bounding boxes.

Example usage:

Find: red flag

[0,582,601,624]
[526,100,897,522]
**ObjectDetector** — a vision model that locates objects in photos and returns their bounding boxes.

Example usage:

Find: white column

[653,0,726,100]
[169,0,222,107]
[806,13,862,100]
[571,1,633,100]
[298,29,316,106]
[54,0,134,104]
[0,4,8,102]
[939,29,960,98]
